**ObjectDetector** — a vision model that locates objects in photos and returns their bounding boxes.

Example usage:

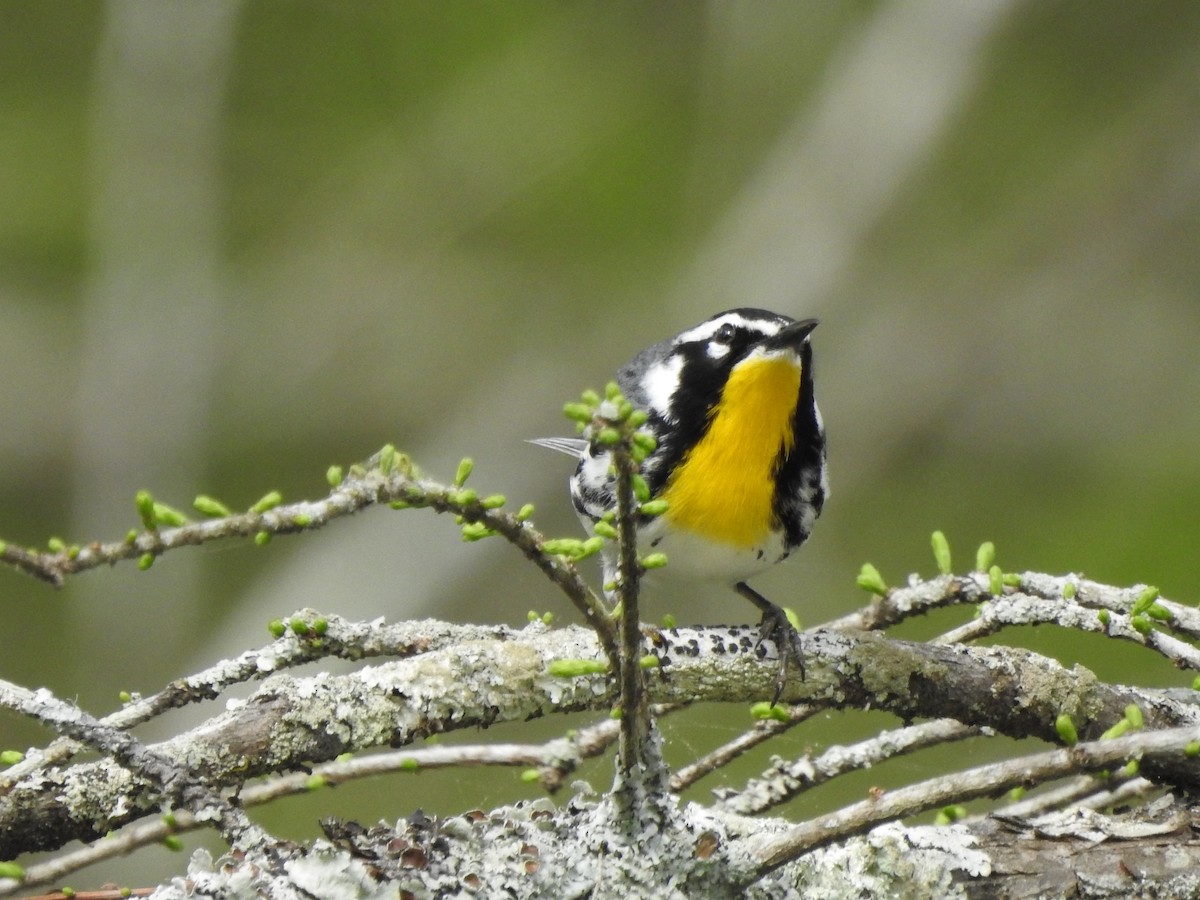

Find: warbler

[537,308,827,699]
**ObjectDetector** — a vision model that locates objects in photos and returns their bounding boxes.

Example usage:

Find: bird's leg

[735,581,804,705]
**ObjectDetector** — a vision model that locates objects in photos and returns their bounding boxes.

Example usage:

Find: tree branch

[5,619,1199,860]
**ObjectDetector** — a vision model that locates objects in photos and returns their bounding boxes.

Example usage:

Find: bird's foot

[735,581,804,706]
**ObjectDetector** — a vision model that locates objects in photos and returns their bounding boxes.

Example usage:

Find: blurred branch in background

[69,0,241,660]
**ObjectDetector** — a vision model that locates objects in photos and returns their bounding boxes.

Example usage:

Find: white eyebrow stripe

[673,311,783,346]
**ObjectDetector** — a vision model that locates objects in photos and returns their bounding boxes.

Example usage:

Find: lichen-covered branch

[0,679,277,862]
[1,613,523,786]
[5,616,1200,862]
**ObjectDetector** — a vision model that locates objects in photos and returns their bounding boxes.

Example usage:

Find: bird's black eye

[714,323,737,344]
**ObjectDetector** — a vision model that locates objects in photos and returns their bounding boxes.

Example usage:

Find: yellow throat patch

[661,354,801,548]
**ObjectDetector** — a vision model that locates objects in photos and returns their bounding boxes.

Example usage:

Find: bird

[535,308,827,701]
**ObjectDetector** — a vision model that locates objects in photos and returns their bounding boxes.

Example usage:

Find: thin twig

[670,705,819,792]
[719,718,982,816]
[991,772,1159,821]
[935,591,1200,670]
[612,439,649,778]
[0,463,620,665]
[750,722,1200,877]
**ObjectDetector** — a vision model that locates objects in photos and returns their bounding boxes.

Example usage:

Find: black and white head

[617,308,824,501]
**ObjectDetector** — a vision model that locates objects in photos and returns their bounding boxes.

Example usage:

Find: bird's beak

[765,318,818,352]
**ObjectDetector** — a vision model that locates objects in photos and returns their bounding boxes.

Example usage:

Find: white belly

[634,518,791,586]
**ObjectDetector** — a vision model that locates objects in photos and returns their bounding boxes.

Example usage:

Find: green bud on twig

[931,531,952,575]
[1132,586,1160,616]
[460,522,496,542]
[934,804,967,826]
[988,566,1004,594]
[193,495,232,518]
[541,538,586,558]
[454,457,474,487]
[975,541,995,572]
[1100,719,1130,741]
[377,444,397,475]
[250,491,283,514]
[1124,704,1144,729]
[632,431,657,454]
[856,563,888,595]
[640,552,668,570]
[326,465,343,488]
[579,537,605,558]
[632,474,650,503]
[547,659,609,677]
[135,490,157,530]
[1055,713,1078,746]
[593,521,618,540]
[153,503,188,528]
[639,499,669,517]
[563,402,594,423]
[450,488,478,506]
[750,702,790,722]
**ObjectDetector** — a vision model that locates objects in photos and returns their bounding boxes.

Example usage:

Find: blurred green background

[3,0,1200,887]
